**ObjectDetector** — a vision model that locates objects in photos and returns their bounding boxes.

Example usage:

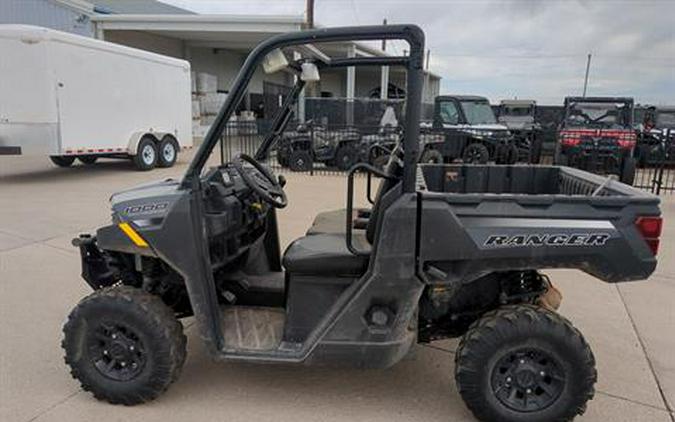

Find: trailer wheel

[620,156,636,185]
[157,136,179,168]
[462,143,489,164]
[289,150,312,172]
[455,304,596,422]
[50,155,76,168]
[78,155,98,165]
[62,285,187,405]
[420,148,444,164]
[133,137,158,171]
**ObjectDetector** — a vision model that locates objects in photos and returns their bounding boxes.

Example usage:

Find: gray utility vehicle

[635,106,675,166]
[63,26,663,422]
[275,122,361,171]
[555,97,637,185]
[421,95,518,164]
[497,99,542,163]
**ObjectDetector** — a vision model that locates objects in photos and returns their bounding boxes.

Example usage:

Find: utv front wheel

[289,150,313,172]
[62,286,186,405]
[455,304,596,422]
[462,143,489,164]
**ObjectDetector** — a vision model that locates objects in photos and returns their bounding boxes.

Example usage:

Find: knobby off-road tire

[420,148,444,164]
[63,285,187,405]
[455,304,596,422]
[462,143,489,164]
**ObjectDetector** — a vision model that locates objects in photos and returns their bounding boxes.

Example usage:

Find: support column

[380,65,389,100]
[346,45,356,126]
[294,51,305,122]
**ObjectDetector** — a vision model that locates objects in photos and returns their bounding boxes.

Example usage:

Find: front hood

[110,178,184,223]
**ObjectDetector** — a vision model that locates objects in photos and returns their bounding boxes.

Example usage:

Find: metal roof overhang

[91,15,441,79]
[92,14,305,49]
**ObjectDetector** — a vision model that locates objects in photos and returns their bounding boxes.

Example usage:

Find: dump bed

[418,164,661,283]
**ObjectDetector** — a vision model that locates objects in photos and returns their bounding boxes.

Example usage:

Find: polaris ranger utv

[555,97,637,184]
[497,99,542,163]
[63,26,663,422]
[421,95,518,164]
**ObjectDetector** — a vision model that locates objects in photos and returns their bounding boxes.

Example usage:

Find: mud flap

[537,278,563,311]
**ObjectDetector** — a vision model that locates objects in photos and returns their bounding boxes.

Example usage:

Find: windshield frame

[563,97,634,129]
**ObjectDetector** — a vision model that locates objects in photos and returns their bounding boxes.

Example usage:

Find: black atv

[276,121,361,171]
[63,25,662,422]
[555,97,637,185]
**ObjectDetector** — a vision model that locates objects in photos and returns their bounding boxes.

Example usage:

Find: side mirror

[300,62,320,82]
[262,49,289,74]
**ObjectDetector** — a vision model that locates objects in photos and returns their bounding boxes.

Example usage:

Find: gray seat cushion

[306,209,348,235]
[282,233,370,276]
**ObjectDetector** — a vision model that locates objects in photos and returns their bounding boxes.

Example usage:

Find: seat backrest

[365,147,404,244]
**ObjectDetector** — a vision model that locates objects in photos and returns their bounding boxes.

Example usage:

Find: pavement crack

[615,284,674,420]
[25,389,81,422]
[596,389,672,414]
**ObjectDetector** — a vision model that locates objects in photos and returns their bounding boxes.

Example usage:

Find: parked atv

[276,122,361,171]
[555,97,637,185]
[421,95,519,165]
[63,25,662,422]
[497,99,542,163]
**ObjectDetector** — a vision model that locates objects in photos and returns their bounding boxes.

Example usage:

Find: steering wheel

[232,154,288,209]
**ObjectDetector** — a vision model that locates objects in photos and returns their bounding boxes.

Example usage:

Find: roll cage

[181,25,426,193]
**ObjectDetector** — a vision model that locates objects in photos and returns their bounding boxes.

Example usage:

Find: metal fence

[632,129,675,195]
[215,120,675,195]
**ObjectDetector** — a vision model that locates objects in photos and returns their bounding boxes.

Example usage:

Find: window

[439,101,460,125]
[461,101,497,125]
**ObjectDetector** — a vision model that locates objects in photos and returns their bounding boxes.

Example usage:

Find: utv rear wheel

[50,155,76,167]
[420,148,444,164]
[289,150,312,172]
[133,137,158,171]
[335,145,359,171]
[455,304,596,422]
[62,286,186,405]
[463,143,489,164]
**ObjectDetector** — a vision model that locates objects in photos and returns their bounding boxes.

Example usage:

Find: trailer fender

[126,132,167,155]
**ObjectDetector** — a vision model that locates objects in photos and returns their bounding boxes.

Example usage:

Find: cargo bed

[417,164,661,283]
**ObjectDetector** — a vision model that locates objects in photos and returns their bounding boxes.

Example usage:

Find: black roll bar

[181,24,425,193]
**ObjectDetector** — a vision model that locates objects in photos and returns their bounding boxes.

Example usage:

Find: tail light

[617,132,637,149]
[635,216,663,255]
[559,130,581,147]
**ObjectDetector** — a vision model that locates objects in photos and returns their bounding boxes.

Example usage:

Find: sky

[161,0,674,105]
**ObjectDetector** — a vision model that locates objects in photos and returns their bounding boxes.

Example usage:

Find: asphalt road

[1,154,673,422]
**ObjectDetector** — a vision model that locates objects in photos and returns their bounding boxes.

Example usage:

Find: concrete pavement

[1,154,674,421]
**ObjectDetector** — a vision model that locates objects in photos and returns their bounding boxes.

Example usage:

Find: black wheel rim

[87,321,147,381]
[490,347,566,413]
[467,148,481,163]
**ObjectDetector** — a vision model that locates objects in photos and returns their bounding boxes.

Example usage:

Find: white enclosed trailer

[0,25,192,170]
